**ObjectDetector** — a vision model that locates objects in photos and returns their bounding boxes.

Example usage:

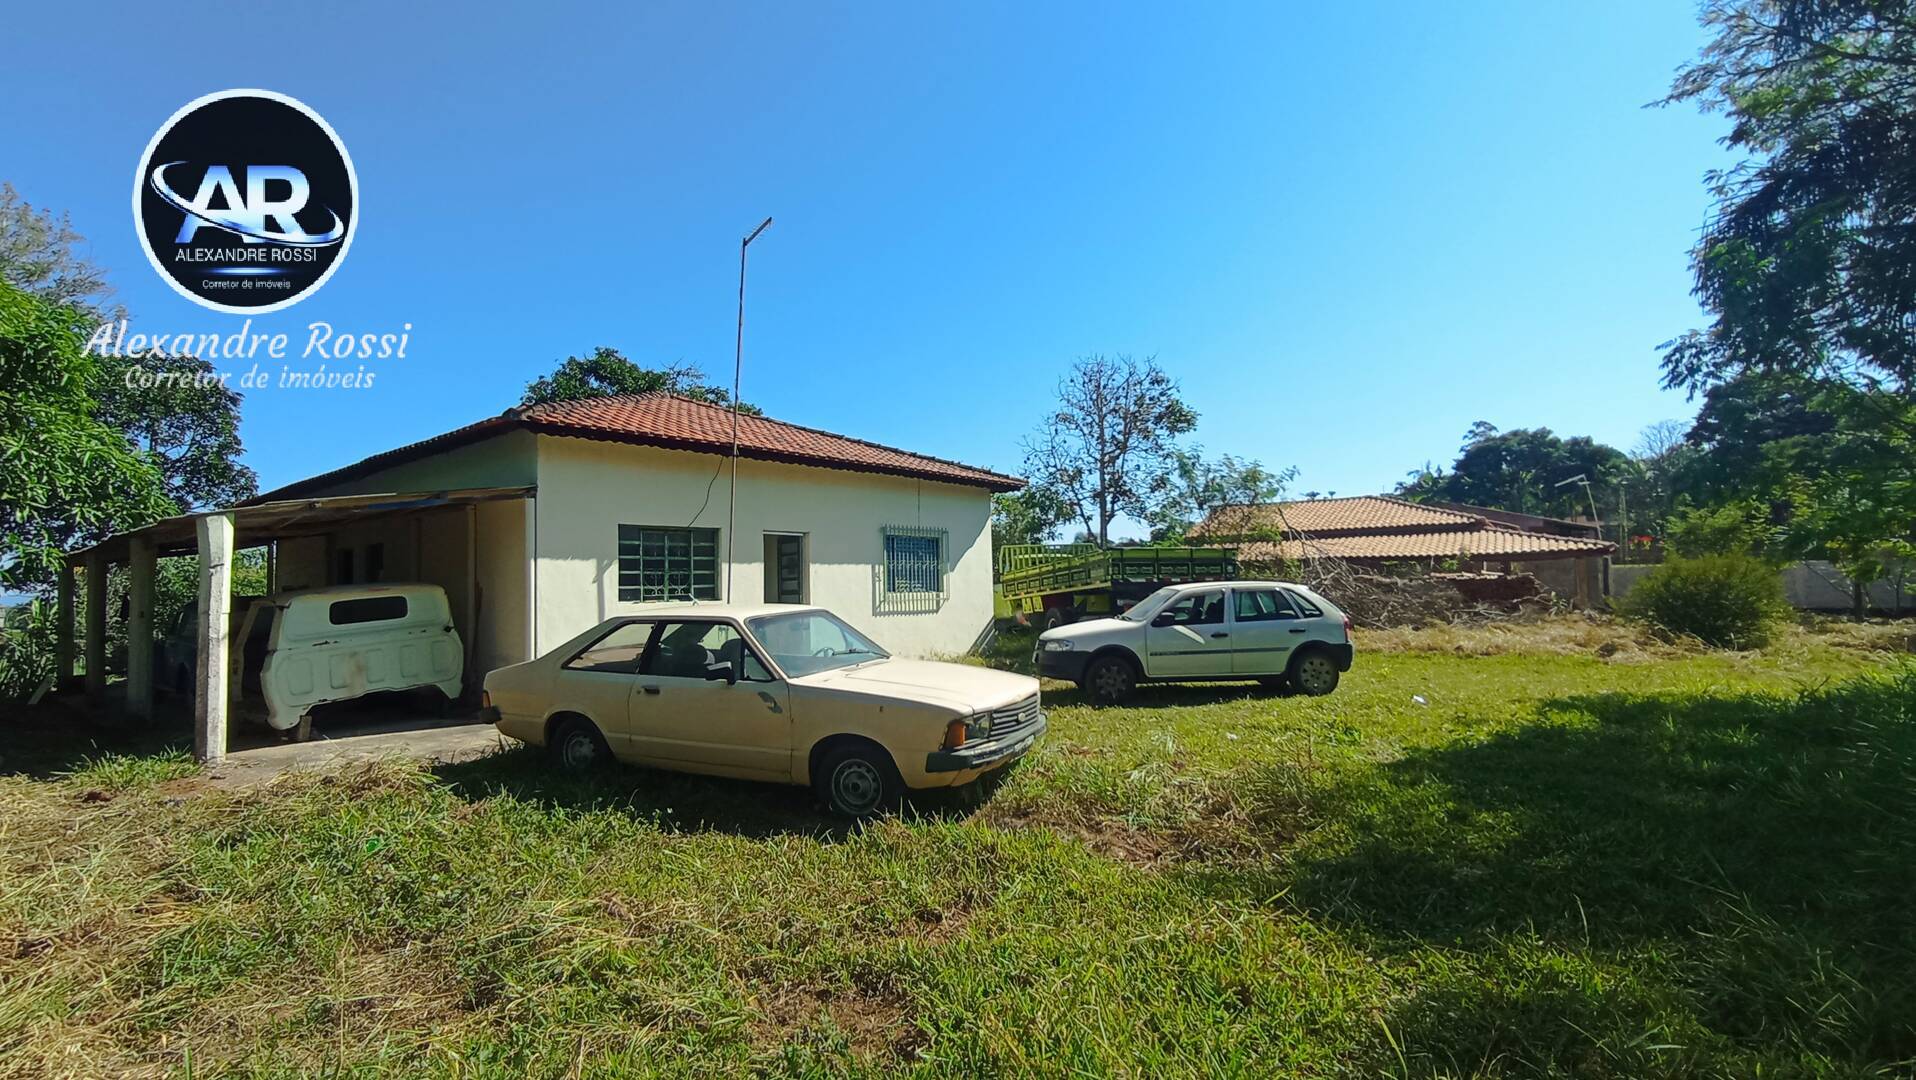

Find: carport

[59,486,534,762]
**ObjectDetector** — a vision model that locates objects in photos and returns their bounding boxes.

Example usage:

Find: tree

[990,485,1072,556]
[1397,424,1629,519]
[90,356,258,510]
[1682,372,1835,505]
[0,183,114,312]
[1147,449,1294,542]
[1020,354,1198,546]
[0,185,256,511]
[0,282,174,593]
[1663,1,1916,406]
[1773,386,1916,617]
[521,347,759,412]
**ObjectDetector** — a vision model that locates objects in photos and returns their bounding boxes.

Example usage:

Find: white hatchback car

[1035,580,1353,705]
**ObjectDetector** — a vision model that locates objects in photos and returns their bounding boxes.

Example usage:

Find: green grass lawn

[2,625,1912,1077]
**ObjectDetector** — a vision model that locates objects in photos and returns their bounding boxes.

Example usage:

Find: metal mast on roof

[727,217,773,600]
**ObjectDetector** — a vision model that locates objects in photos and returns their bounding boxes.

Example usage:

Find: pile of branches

[1224,503,1563,629]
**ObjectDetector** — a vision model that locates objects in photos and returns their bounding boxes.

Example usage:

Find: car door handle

[640,685,661,695]
[1210,632,1229,639]
[1288,628,1306,634]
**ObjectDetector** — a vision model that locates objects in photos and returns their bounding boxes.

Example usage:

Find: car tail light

[1342,614,1353,638]
[481,690,492,709]
[945,718,968,749]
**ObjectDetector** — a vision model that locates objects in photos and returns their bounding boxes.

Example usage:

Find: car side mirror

[1151,612,1177,628]
[704,662,738,685]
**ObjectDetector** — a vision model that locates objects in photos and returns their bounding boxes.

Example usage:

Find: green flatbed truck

[994,543,1240,628]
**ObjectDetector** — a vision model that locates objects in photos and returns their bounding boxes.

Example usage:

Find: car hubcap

[1301,658,1333,693]
[1095,664,1129,696]
[832,759,882,813]
[562,731,597,769]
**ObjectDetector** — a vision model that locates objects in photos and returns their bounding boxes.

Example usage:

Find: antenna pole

[727,217,772,601]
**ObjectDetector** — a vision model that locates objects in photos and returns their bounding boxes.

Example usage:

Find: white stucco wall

[530,435,996,659]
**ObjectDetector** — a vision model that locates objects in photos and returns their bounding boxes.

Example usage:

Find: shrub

[1618,553,1789,648]
[0,600,56,702]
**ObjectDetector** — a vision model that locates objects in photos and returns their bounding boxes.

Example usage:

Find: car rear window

[328,596,409,625]
[1282,590,1324,617]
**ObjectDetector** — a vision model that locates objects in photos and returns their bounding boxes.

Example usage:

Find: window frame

[327,595,409,625]
[617,524,721,603]
[1282,589,1325,618]
[1233,588,1302,623]
[1157,588,1226,627]
[639,618,778,683]
[562,619,659,675]
[878,524,948,614]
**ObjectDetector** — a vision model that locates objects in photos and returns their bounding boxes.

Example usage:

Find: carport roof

[66,486,534,565]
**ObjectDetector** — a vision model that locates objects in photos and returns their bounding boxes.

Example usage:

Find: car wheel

[549,716,611,773]
[1290,650,1340,696]
[815,742,902,818]
[1081,654,1137,706]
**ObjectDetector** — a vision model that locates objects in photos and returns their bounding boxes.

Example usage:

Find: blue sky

[3,2,1726,526]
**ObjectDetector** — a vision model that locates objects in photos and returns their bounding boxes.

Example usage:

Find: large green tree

[0,282,174,592]
[1147,449,1294,543]
[521,347,759,413]
[990,485,1072,556]
[1398,423,1630,520]
[0,185,257,511]
[1664,1,1916,406]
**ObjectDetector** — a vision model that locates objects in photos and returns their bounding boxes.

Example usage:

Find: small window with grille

[617,526,720,602]
[879,525,946,613]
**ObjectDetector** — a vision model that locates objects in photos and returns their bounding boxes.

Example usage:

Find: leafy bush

[1663,499,1774,558]
[1619,553,1789,648]
[0,600,56,701]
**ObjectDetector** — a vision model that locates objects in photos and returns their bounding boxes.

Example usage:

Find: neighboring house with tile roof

[1188,494,1616,607]
[252,393,1024,664]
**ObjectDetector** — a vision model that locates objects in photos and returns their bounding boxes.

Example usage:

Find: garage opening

[54,486,534,763]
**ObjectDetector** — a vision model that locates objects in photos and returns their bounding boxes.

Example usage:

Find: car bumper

[483,705,544,746]
[1328,643,1354,671]
[1034,648,1092,683]
[924,711,1047,774]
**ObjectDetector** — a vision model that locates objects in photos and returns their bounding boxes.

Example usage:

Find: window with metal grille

[618,526,719,602]
[880,526,946,612]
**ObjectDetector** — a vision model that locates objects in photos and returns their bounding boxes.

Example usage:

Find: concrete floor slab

[211,719,519,785]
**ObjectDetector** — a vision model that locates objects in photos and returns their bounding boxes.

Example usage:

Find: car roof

[1166,580,1312,591]
[606,601,821,621]
[269,583,449,602]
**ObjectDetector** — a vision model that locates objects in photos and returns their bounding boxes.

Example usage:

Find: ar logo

[133,89,358,313]
[148,163,347,246]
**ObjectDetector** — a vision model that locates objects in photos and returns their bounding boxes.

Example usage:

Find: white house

[59,392,1023,760]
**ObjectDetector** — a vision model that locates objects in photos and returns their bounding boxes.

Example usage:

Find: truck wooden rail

[994,544,1239,626]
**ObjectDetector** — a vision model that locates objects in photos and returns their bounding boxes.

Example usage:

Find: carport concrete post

[83,552,107,699]
[194,513,234,763]
[55,562,75,682]
[126,537,155,719]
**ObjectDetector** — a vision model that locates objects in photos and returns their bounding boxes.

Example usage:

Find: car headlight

[967,715,992,741]
[1041,639,1075,651]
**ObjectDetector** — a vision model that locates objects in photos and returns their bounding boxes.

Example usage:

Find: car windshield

[747,610,890,677]
[1119,586,1181,622]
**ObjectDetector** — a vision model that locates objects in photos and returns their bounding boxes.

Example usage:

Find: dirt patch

[153,776,216,801]
[750,981,920,1060]
[982,805,1176,865]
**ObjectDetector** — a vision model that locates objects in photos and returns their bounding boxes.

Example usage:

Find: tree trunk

[1853,578,1867,622]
